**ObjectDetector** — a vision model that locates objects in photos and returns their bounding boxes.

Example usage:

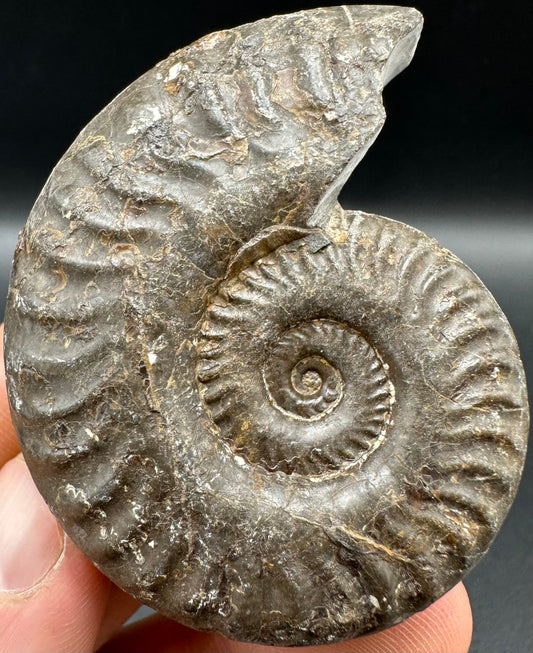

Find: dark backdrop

[1,2,531,652]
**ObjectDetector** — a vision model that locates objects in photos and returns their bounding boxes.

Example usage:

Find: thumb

[0,454,137,653]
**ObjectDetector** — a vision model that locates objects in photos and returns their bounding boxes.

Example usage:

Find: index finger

[0,324,21,467]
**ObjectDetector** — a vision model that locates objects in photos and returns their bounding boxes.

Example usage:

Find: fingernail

[0,455,64,591]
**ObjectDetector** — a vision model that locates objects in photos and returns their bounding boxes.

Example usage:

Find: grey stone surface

[2,5,529,647]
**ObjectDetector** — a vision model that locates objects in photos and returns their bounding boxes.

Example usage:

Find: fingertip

[0,455,136,653]
[94,585,142,650]
[343,583,472,653]
[0,455,65,593]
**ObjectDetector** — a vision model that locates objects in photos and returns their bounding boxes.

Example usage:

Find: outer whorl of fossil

[3,5,529,648]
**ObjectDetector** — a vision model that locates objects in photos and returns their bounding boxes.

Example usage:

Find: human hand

[0,325,472,652]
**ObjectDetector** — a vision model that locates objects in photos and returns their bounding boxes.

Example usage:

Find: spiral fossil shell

[3,5,529,646]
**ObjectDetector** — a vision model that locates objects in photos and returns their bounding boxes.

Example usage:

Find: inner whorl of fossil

[198,308,393,475]
[262,332,345,421]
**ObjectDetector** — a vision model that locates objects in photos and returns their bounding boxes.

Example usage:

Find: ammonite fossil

[3,5,529,646]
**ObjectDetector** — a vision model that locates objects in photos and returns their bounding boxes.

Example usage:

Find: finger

[349,583,472,653]
[0,454,139,653]
[0,325,20,468]
[99,582,472,653]
[94,584,141,651]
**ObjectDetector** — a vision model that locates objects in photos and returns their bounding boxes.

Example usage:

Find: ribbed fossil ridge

[197,255,395,476]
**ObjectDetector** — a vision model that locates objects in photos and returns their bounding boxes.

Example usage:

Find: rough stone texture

[3,5,529,647]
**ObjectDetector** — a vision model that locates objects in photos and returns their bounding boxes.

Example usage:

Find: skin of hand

[0,325,472,653]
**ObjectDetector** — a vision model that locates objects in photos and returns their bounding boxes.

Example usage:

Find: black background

[1,2,531,651]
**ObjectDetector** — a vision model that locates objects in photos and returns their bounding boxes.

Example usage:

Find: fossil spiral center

[196,246,395,476]
[198,302,393,475]
[264,350,344,420]
[297,368,322,394]
[293,363,326,396]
